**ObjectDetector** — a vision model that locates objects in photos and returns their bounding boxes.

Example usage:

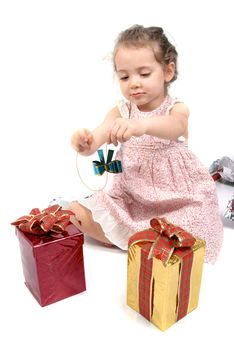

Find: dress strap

[166,98,187,142]
[117,99,131,118]
[165,98,183,115]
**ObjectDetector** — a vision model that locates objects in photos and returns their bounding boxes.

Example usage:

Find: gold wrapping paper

[127,239,205,331]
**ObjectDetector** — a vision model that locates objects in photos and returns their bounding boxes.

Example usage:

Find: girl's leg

[69,201,113,245]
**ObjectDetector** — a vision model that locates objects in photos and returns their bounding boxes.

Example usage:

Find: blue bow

[93,149,122,176]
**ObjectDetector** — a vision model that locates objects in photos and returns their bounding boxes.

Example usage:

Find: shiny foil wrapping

[209,156,234,184]
[209,157,234,222]
[224,195,234,221]
[127,239,205,331]
[16,224,86,306]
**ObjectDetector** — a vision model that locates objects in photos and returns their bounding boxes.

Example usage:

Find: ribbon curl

[128,217,196,266]
[93,149,122,176]
[11,204,76,235]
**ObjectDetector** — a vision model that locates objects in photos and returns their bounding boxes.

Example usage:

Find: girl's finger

[87,134,93,145]
[110,124,119,146]
[116,125,128,143]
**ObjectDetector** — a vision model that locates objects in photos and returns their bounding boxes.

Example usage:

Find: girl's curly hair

[113,24,178,84]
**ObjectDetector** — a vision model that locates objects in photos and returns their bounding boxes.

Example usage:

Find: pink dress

[79,95,223,263]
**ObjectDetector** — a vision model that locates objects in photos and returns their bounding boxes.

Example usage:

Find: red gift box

[12,205,86,306]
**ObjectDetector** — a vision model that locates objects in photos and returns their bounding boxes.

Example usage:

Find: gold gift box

[127,238,205,331]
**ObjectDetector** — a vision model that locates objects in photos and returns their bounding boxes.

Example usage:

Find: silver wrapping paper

[210,156,234,222]
[209,156,234,183]
[224,196,234,221]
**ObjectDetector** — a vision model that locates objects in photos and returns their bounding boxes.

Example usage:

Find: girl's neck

[137,94,168,112]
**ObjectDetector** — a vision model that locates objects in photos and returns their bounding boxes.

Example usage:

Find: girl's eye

[141,73,151,77]
[119,76,128,81]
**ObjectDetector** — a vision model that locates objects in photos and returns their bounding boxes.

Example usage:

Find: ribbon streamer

[93,149,122,176]
[11,204,76,235]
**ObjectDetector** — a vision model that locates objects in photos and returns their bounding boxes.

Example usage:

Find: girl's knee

[70,214,111,244]
[69,200,83,213]
[69,201,90,221]
[69,202,111,244]
[69,201,94,231]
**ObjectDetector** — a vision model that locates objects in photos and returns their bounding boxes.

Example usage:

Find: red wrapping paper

[16,223,86,306]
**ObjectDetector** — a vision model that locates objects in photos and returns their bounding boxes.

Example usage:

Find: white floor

[0,181,233,350]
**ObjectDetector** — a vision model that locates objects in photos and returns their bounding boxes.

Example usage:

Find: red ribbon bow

[11,204,76,235]
[128,217,196,265]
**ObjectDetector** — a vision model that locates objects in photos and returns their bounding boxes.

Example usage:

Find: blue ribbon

[93,149,122,176]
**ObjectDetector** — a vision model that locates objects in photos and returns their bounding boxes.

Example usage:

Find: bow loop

[11,204,76,236]
[93,149,122,176]
[129,217,196,266]
[150,217,195,248]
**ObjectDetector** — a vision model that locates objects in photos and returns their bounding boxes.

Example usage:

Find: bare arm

[108,102,189,144]
[71,106,121,156]
[144,102,189,140]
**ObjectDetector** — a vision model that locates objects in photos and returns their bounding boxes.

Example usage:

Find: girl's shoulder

[165,96,187,114]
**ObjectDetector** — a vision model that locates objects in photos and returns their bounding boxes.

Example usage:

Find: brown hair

[113,24,178,84]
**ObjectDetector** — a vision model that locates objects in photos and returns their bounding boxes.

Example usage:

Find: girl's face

[115,45,175,112]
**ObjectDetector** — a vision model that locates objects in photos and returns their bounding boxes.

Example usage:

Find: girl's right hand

[71,128,94,153]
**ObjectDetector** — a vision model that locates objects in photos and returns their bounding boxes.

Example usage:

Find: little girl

[70,25,223,263]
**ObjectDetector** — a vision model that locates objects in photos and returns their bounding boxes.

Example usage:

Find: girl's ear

[164,62,175,83]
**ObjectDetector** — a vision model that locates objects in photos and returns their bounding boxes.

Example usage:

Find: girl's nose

[129,75,141,88]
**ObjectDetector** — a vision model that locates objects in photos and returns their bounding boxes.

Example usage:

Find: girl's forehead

[114,45,159,69]
[115,44,155,57]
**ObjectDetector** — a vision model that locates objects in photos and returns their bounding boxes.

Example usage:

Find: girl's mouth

[131,92,145,97]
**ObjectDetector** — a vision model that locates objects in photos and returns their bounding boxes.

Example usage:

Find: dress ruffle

[79,195,132,249]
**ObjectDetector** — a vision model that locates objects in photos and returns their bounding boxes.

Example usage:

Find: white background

[0,1,233,349]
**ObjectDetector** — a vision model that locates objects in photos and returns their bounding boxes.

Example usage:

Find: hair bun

[147,26,163,35]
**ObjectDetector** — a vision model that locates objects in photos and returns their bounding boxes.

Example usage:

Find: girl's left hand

[107,118,146,146]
